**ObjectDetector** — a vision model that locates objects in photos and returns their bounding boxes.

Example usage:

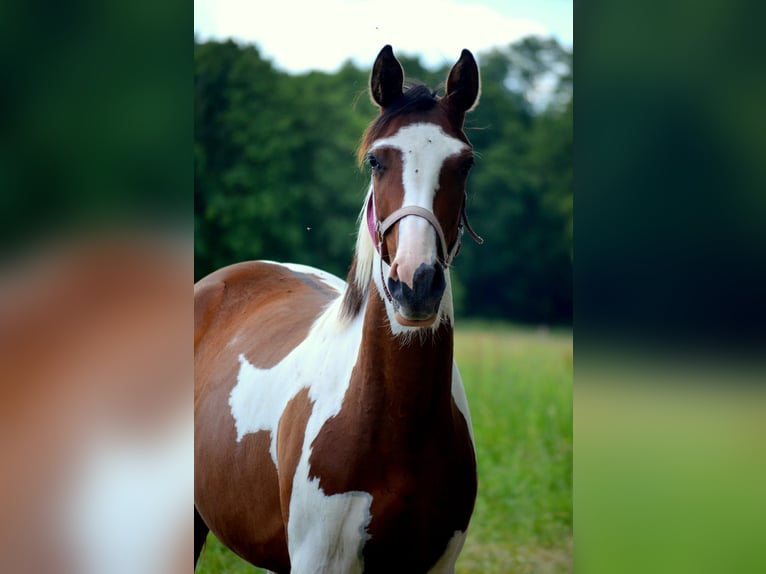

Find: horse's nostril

[390,262,400,281]
[387,276,404,303]
[387,262,445,318]
[413,262,445,298]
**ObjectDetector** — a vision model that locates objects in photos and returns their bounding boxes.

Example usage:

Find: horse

[194,44,483,573]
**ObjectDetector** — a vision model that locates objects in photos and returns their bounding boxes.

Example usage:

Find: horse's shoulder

[195,261,342,351]
[194,261,281,347]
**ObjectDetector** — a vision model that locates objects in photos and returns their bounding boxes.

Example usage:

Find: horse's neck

[353,294,455,437]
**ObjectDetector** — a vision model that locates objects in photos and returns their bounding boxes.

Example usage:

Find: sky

[194,0,573,74]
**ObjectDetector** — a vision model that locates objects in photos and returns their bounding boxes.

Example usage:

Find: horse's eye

[367,153,382,171]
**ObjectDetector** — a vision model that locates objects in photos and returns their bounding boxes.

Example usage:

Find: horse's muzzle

[387,261,446,325]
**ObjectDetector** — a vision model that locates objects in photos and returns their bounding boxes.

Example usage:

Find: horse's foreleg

[193,505,209,569]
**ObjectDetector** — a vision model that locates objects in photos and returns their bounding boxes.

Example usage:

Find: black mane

[384,83,439,116]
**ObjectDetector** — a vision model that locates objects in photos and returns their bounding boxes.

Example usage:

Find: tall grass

[455,323,572,573]
[196,323,572,573]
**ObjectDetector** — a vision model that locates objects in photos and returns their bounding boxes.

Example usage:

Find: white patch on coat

[288,485,372,574]
[228,268,372,571]
[451,363,475,444]
[426,530,468,574]
[231,355,293,463]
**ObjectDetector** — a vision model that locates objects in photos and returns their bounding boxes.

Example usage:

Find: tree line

[195,36,572,324]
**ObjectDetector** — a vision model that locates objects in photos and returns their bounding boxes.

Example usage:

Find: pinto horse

[194,45,483,573]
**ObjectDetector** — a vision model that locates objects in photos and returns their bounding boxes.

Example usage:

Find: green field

[196,323,572,573]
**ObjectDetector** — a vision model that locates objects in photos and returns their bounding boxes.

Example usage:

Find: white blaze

[369,123,467,332]
[371,123,467,287]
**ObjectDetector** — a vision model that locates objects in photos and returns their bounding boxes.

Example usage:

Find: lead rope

[461,198,484,246]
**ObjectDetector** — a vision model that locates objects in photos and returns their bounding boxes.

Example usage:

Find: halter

[366,192,484,303]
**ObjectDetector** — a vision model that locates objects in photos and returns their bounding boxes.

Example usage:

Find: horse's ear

[370,45,404,108]
[444,49,480,121]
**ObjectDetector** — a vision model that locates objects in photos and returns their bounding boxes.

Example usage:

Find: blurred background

[575,1,766,573]
[1,0,192,572]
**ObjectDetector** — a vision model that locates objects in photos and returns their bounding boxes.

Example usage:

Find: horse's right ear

[370,45,404,108]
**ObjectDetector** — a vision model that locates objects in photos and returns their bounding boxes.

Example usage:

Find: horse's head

[360,45,481,330]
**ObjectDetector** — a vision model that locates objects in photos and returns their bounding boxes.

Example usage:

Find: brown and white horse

[194,45,482,573]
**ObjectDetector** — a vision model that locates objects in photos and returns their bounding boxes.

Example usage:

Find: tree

[194,37,573,324]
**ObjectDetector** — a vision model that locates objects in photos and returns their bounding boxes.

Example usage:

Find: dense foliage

[194,37,572,324]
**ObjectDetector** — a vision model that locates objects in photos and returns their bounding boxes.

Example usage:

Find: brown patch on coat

[195,261,336,572]
[307,296,477,572]
[277,387,314,526]
[195,421,288,572]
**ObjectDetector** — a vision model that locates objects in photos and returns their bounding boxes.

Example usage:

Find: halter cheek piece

[366,193,484,303]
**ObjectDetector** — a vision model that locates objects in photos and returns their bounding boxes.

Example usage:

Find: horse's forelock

[357,84,439,165]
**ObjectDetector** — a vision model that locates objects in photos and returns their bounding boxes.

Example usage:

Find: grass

[196,322,572,573]
[454,322,572,573]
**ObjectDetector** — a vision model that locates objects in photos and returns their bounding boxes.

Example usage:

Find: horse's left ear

[444,49,480,121]
[370,45,404,108]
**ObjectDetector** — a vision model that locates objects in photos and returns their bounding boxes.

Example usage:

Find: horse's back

[194,260,343,572]
[195,260,343,376]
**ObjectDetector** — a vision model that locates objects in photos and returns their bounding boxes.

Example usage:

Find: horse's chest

[301,418,476,572]
[285,450,474,574]
[357,458,476,572]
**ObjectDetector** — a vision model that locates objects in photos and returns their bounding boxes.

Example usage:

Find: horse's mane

[340,187,375,322]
